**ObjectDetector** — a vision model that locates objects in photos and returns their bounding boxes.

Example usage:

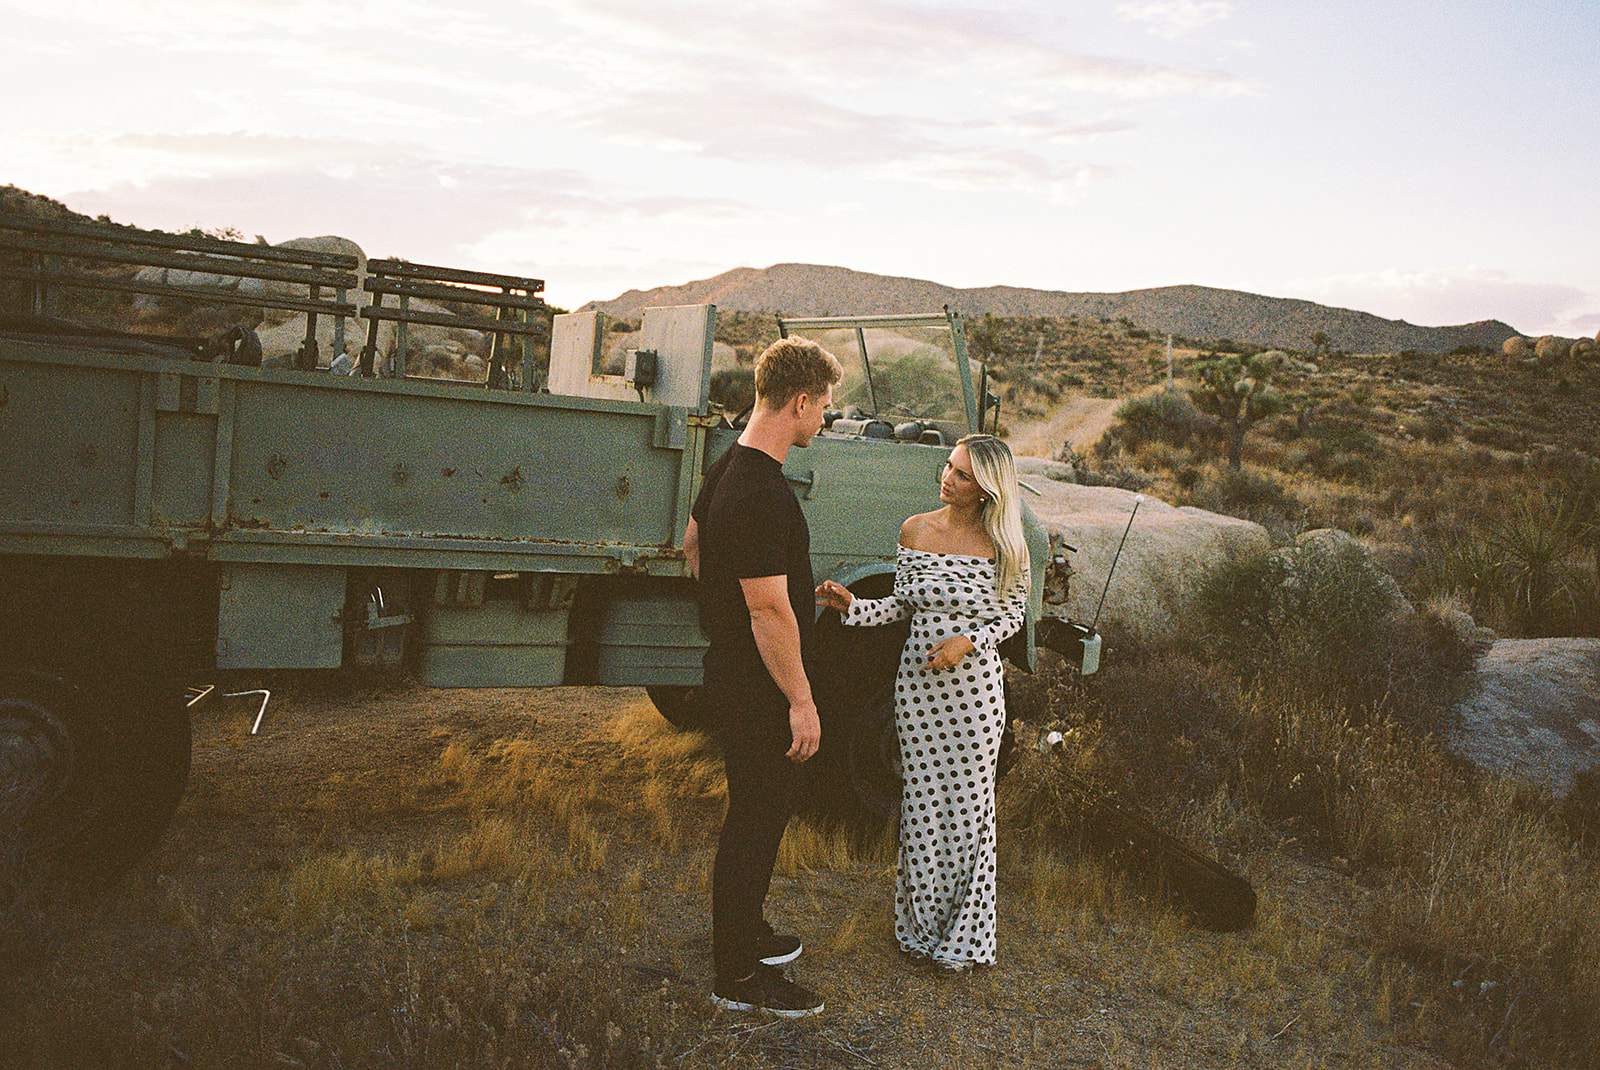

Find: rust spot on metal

[616,475,631,498]
[267,454,287,480]
[441,467,456,478]
[500,466,525,491]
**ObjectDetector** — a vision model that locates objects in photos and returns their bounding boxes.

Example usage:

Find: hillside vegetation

[5,187,1600,1068]
[584,262,1524,355]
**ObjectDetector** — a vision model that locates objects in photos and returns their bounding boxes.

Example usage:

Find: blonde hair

[754,337,843,409]
[959,434,1028,597]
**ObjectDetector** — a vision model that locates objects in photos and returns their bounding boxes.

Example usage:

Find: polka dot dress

[843,546,1026,969]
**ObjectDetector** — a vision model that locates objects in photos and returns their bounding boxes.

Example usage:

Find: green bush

[1111,390,1210,451]
[1195,537,1467,729]
[1182,466,1301,536]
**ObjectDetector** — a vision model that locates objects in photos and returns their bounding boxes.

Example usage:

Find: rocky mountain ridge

[581,262,1521,355]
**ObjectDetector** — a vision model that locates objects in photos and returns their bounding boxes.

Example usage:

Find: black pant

[711,692,802,984]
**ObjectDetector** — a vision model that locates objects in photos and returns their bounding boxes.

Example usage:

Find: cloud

[59,148,744,262]
[1292,267,1596,338]
[1114,1,1236,40]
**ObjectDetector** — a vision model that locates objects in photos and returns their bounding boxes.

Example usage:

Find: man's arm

[684,516,700,580]
[740,574,820,762]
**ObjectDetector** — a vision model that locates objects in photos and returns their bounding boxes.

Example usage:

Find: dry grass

[3,674,1596,1068]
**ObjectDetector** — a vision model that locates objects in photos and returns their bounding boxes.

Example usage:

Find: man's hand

[787,699,821,761]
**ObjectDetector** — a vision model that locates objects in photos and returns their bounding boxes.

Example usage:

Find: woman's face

[939,444,985,508]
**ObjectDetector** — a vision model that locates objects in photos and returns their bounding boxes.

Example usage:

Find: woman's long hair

[958,434,1028,597]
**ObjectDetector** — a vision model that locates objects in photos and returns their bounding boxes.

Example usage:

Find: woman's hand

[924,635,975,671]
[815,579,854,612]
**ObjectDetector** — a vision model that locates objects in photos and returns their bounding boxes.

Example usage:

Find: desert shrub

[1464,421,1531,452]
[1058,654,1242,808]
[1195,537,1468,730]
[1417,533,1508,630]
[1420,487,1595,637]
[1301,423,1382,481]
[1181,464,1301,537]
[1488,489,1595,637]
[708,366,754,415]
[1110,389,1211,451]
[1401,412,1454,444]
[1074,461,1153,492]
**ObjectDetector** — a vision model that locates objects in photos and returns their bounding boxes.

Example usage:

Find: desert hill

[581,262,1520,355]
[0,184,1524,355]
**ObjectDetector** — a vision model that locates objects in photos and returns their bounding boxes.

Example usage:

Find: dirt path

[1009,396,1123,458]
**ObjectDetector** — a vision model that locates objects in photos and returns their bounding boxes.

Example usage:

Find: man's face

[793,384,833,447]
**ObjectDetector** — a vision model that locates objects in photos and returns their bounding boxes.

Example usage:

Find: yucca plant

[1489,490,1578,636]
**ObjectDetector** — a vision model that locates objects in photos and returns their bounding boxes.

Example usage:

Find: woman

[815,434,1028,971]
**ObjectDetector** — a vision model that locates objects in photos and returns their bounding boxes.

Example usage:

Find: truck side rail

[358,258,547,389]
[0,217,360,321]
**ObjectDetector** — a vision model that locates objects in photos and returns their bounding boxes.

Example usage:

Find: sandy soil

[1008,397,1123,459]
[26,677,1449,1069]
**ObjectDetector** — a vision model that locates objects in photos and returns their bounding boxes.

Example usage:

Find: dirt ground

[6,675,1453,1069]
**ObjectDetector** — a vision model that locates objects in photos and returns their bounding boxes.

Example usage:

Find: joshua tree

[1189,352,1285,470]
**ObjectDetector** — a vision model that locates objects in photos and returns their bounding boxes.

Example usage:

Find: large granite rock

[1019,478,1269,646]
[1449,638,1600,797]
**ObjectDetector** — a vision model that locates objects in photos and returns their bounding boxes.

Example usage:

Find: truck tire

[99,675,192,873]
[846,684,901,820]
[645,685,711,732]
[0,670,190,879]
[1,557,204,876]
[0,669,109,868]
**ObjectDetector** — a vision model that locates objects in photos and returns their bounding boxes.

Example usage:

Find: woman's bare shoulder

[898,511,937,548]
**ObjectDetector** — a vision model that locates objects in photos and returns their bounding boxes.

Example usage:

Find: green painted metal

[594,585,704,687]
[417,600,571,688]
[216,563,345,669]
[0,221,1066,683]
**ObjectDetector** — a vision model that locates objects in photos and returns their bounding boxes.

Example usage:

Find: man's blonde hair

[754,337,843,409]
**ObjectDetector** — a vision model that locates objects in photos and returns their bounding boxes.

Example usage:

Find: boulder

[1448,638,1600,797]
[1020,480,1269,646]
[1501,336,1531,358]
[254,296,485,370]
[1533,335,1569,365]
[1015,456,1075,483]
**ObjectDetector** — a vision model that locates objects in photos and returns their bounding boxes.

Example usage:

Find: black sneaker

[754,931,802,966]
[712,965,824,1018]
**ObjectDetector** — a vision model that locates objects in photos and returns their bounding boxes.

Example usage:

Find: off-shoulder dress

[843,545,1026,968]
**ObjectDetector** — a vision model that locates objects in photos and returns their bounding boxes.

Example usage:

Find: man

[685,336,842,1018]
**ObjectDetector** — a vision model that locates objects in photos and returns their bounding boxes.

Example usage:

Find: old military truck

[0,217,1097,873]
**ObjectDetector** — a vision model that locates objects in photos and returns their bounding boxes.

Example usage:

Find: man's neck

[737,411,793,464]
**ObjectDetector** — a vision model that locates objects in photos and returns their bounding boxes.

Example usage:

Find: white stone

[1022,481,1269,646]
[1448,638,1600,797]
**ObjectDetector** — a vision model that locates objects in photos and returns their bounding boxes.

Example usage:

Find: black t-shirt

[692,443,814,703]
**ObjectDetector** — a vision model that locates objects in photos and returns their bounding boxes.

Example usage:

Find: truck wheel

[0,669,109,866]
[0,669,190,877]
[645,685,711,732]
[847,684,902,819]
[100,676,192,872]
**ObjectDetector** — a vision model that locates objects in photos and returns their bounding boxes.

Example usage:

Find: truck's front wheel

[847,684,901,820]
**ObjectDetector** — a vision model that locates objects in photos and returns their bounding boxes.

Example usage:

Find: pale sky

[5,0,1596,338]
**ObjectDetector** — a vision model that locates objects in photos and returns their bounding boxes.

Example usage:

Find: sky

[4,0,1597,338]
